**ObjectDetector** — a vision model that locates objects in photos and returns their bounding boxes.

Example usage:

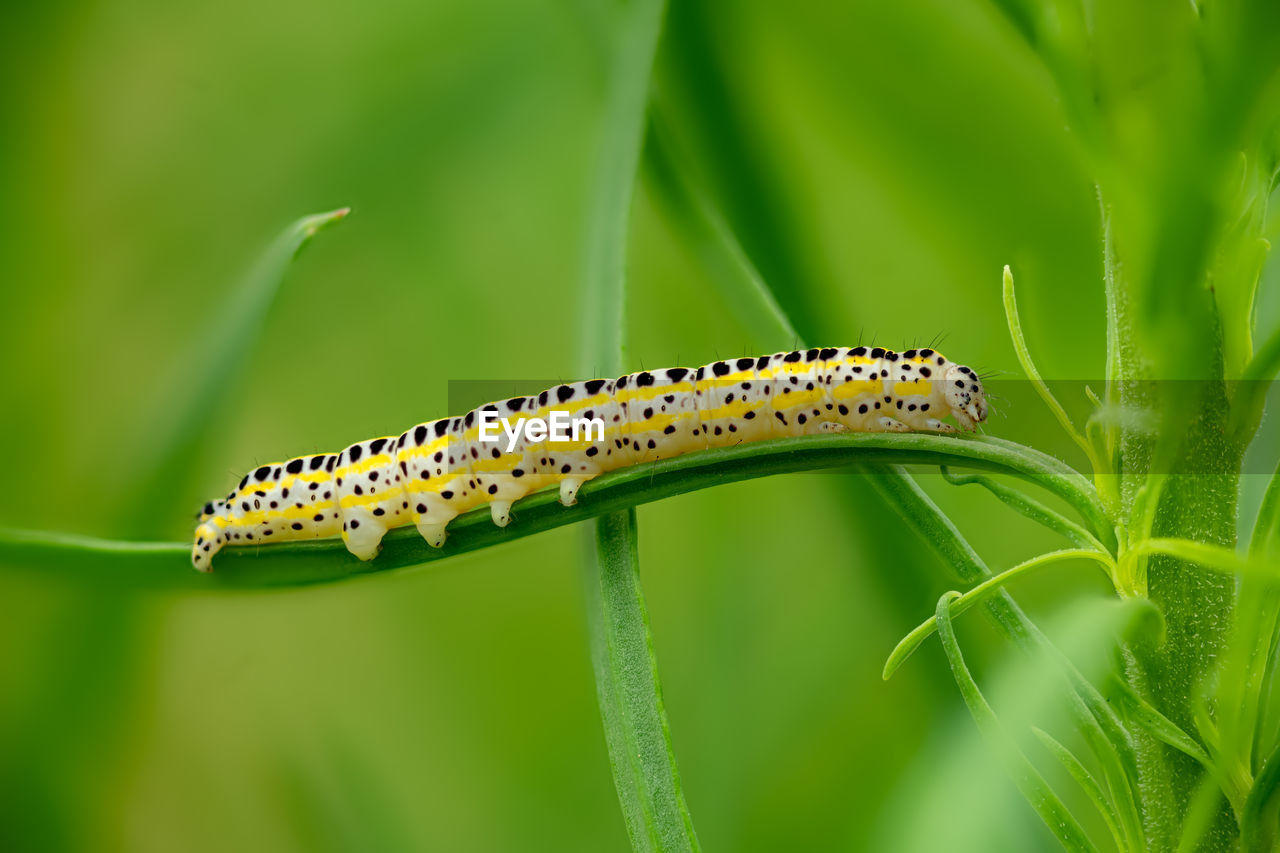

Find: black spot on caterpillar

[192,348,988,571]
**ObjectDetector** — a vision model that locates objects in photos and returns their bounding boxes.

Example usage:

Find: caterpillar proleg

[192,347,989,571]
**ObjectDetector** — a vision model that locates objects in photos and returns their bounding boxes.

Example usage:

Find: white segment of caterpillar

[192,346,989,571]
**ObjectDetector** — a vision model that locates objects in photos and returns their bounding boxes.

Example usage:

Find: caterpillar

[192,346,989,571]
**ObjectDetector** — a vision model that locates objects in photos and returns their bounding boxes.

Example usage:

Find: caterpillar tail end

[192,523,224,573]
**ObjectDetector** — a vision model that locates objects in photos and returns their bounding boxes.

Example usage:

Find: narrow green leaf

[1178,772,1230,853]
[1130,537,1279,582]
[573,2,696,850]
[1211,461,1280,823]
[1242,460,1280,798]
[884,549,1116,680]
[582,509,699,852]
[1110,679,1214,770]
[1032,727,1126,852]
[119,207,350,536]
[863,464,1144,848]
[576,0,664,378]
[1099,190,1121,430]
[866,464,998,586]
[1109,677,1244,818]
[940,467,1108,552]
[1233,327,1280,439]
[641,115,799,349]
[653,6,822,345]
[1003,266,1112,501]
[1242,739,1280,851]
[1251,459,1280,560]
[934,592,1099,853]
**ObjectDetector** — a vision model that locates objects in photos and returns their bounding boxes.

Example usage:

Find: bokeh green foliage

[1,0,1277,851]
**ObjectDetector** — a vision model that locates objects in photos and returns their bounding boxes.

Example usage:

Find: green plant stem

[939,467,1109,552]
[1003,265,1116,510]
[581,509,699,852]
[934,592,1098,853]
[884,549,1116,679]
[573,1,697,850]
[866,465,1145,849]
[0,432,1111,591]
[1033,727,1126,851]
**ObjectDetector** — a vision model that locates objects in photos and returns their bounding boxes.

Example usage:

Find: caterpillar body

[193,346,989,571]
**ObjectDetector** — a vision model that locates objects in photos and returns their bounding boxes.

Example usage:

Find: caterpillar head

[942,364,988,430]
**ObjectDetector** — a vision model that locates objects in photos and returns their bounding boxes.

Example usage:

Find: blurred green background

[2,1,1255,850]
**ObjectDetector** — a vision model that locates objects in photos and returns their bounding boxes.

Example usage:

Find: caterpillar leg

[954,411,977,431]
[875,416,911,432]
[414,518,449,548]
[341,508,388,561]
[924,418,955,433]
[490,499,513,527]
[559,477,586,507]
[819,421,850,434]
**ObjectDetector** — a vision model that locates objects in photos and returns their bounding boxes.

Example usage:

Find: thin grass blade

[1032,727,1126,851]
[934,591,1098,853]
[573,1,697,850]
[119,207,350,537]
[940,467,1108,552]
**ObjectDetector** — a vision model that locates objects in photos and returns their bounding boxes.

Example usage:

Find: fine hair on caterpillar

[192,346,989,571]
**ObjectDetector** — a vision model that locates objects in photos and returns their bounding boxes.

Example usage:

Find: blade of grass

[1231,328,1280,439]
[582,509,698,852]
[641,114,799,349]
[1128,537,1279,582]
[884,549,1116,679]
[1252,459,1280,560]
[120,207,350,537]
[940,466,1109,552]
[1004,265,1115,509]
[0,207,349,849]
[1242,737,1280,850]
[1211,459,1280,823]
[1100,188,1121,469]
[934,591,1099,853]
[574,1,697,850]
[653,6,822,345]
[1032,727,1126,851]
[1179,772,1231,853]
[1248,461,1280,775]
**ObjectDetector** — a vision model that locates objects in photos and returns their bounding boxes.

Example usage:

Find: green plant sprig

[0,431,1107,591]
[1003,266,1119,513]
[934,591,1099,853]
[883,549,1118,680]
